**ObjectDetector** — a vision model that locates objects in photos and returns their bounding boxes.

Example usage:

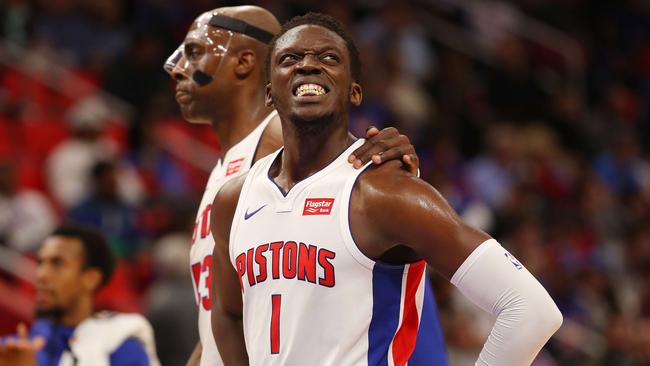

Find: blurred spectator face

[491,36,528,74]
[66,95,111,140]
[170,12,233,124]
[35,236,97,318]
[554,88,584,122]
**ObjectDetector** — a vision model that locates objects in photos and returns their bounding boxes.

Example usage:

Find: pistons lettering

[235,241,336,291]
[191,204,212,244]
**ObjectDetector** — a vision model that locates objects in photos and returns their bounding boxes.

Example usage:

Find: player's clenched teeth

[295,83,327,97]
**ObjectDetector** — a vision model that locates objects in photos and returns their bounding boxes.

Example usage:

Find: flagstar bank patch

[303,198,335,215]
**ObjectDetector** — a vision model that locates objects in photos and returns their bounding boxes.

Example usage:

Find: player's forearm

[212,308,249,366]
[185,341,201,366]
[451,239,563,365]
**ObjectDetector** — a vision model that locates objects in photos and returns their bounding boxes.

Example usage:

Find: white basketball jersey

[229,140,428,366]
[189,111,276,366]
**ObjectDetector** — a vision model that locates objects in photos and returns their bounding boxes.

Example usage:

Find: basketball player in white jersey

[166,6,429,366]
[210,12,563,365]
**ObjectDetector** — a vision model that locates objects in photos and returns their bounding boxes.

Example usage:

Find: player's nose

[172,69,187,81]
[171,58,191,81]
[35,263,50,284]
[296,54,321,75]
[164,46,190,81]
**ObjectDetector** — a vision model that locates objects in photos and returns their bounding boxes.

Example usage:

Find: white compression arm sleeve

[450,239,563,366]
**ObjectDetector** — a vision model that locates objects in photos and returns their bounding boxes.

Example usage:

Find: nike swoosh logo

[244,204,267,220]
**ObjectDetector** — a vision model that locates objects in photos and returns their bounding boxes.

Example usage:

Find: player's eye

[279,54,298,64]
[321,54,339,62]
[185,46,203,60]
[49,258,64,268]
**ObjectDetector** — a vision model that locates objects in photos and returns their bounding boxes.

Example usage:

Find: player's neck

[212,98,274,154]
[60,296,93,327]
[273,118,352,190]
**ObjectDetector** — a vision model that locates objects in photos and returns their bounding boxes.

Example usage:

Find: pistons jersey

[229,140,448,365]
[189,111,276,366]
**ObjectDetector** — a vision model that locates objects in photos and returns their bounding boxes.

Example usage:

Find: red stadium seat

[20,117,70,158]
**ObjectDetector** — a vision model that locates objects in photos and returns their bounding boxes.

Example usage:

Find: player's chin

[35,305,65,319]
[291,105,332,122]
[288,112,335,134]
[180,106,211,125]
[34,301,55,314]
[179,105,196,120]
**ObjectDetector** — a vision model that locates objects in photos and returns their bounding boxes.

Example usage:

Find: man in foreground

[166,6,446,365]
[210,12,562,365]
[0,225,159,366]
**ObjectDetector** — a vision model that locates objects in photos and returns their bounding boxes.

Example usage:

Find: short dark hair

[51,225,115,287]
[265,12,361,83]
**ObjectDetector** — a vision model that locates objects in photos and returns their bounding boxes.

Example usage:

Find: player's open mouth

[294,83,328,97]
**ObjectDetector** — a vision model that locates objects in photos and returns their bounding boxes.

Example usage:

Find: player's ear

[265,83,274,107]
[234,49,256,79]
[82,268,103,293]
[350,82,362,106]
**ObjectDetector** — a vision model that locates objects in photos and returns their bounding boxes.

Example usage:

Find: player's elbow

[539,300,563,338]
[495,284,563,345]
[212,305,242,342]
[520,291,563,342]
[212,301,243,325]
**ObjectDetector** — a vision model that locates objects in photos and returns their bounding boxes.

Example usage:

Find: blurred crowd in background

[0,0,649,365]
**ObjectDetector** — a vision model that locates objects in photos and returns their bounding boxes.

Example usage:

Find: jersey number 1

[271,294,281,354]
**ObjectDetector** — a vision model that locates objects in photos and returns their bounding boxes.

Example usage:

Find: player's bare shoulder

[351,159,474,260]
[211,173,248,247]
[349,161,421,258]
[356,160,416,194]
[352,157,490,275]
[354,160,432,214]
[355,159,467,230]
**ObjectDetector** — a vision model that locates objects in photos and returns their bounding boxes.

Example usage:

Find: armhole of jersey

[109,338,149,365]
[228,173,253,268]
[228,152,279,267]
[338,161,377,271]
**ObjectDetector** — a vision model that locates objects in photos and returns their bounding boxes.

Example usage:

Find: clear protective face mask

[164,13,274,86]
[164,24,234,86]
[163,43,184,75]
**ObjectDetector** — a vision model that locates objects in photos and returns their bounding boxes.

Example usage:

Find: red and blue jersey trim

[368,261,435,366]
[410,279,449,365]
